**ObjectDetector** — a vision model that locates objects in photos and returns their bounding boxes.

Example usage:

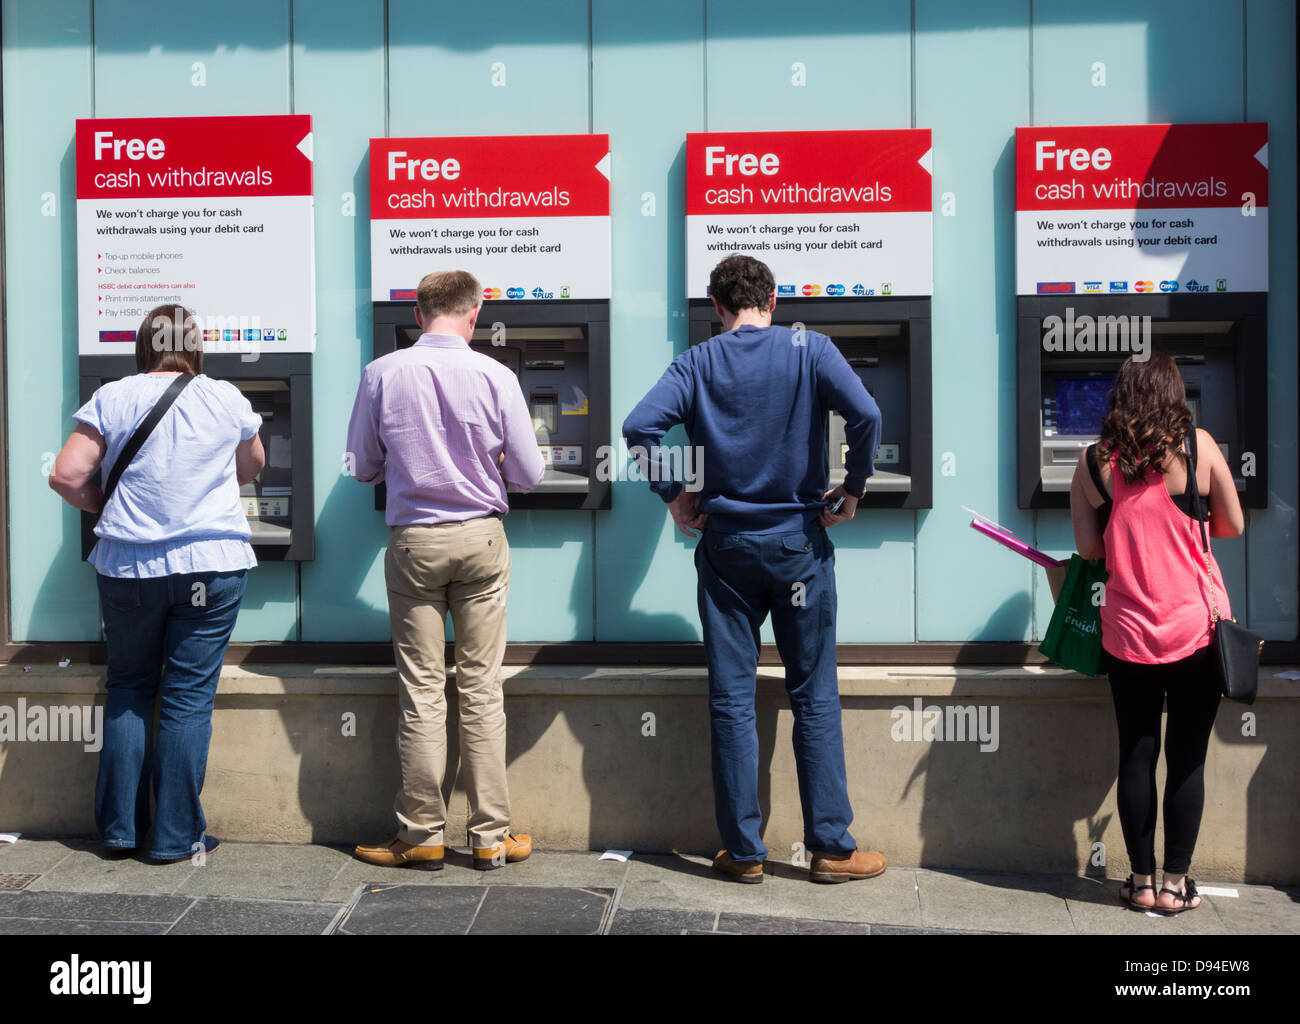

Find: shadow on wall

[904,591,1118,876]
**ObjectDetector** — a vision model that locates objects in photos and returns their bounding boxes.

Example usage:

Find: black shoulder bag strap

[98,373,194,517]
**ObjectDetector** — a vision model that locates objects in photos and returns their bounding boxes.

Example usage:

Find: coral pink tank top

[1099,451,1230,664]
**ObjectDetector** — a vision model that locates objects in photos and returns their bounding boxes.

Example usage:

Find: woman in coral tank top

[1070,351,1244,915]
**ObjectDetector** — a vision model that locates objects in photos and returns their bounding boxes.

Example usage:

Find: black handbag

[1187,431,1263,705]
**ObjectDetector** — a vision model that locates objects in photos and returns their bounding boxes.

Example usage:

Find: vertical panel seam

[90,0,96,116]
[702,0,708,132]
[288,0,295,115]
[587,0,594,133]
[909,0,916,131]
[383,0,390,136]
[1027,0,1034,126]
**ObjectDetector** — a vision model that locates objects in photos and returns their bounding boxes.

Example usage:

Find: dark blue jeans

[695,524,856,862]
[95,570,246,859]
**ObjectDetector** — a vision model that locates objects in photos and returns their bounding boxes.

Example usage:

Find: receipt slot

[1017,292,1267,509]
[78,353,315,561]
[688,298,933,509]
[370,300,611,511]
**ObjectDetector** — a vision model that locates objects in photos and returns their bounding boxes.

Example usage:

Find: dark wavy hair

[709,254,775,315]
[1096,350,1193,484]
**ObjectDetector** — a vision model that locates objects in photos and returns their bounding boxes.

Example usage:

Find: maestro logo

[1159,280,1179,293]
[825,283,845,296]
[1109,281,1128,293]
[1134,280,1155,293]
[506,287,526,299]
[1036,281,1075,294]
[801,284,821,297]
[531,287,554,299]
[1083,281,1102,293]
[483,287,502,300]
[1185,279,1210,292]
[777,284,796,297]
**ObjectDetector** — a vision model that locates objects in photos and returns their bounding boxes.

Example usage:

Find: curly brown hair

[1096,350,1193,484]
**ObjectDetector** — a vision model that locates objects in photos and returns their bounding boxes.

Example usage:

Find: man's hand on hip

[819,485,858,528]
[669,488,708,537]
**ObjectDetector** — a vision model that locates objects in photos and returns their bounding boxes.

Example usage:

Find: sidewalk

[0,838,1295,935]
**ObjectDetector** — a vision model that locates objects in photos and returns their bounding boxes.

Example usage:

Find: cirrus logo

[506,287,526,299]
[825,283,845,296]
[1159,280,1179,292]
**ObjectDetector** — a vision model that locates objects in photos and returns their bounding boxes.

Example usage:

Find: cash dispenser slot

[1017,294,1267,509]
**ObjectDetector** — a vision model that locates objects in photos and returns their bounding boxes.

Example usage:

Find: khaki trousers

[384,515,510,849]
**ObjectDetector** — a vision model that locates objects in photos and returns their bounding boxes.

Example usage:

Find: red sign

[686,129,932,216]
[1016,123,1268,211]
[369,134,611,219]
[76,115,313,200]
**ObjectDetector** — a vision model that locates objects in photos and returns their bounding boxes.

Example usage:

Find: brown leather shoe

[712,849,764,884]
[473,832,532,870]
[353,837,445,869]
[808,848,887,883]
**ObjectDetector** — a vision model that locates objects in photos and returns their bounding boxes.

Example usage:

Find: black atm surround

[1017,292,1268,511]
[78,353,315,562]
[688,297,933,510]
[370,299,611,511]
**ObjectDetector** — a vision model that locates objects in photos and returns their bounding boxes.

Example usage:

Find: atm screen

[1054,377,1112,436]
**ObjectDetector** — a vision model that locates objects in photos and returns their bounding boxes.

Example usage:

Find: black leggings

[1107,646,1221,875]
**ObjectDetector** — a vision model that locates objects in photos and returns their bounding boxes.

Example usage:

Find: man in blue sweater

[623,254,886,884]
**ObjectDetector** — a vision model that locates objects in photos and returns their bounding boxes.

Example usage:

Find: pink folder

[966,509,1067,569]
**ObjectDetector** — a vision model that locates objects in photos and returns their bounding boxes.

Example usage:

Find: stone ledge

[1,662,1297,700]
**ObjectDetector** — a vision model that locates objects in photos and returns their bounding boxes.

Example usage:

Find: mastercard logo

[483,288,502,300]
[1134,280,1154,293]
[801,284,821,297]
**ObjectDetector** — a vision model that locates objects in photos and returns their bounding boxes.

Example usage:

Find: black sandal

[1157,877,1201,914]
[1120,874,1157,909]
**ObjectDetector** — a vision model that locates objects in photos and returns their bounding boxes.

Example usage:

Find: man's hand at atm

[668,487,708,538]
[819,485,858,528]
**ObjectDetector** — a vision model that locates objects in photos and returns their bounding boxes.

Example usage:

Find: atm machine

[688,297,933,509]
[78,351,315,561]
[1017,292,1267,509]
[370,298,611,511]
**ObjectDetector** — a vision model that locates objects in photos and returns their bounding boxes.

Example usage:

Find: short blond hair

[417,270,482,320]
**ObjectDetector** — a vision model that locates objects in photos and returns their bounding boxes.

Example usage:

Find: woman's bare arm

[235,435,266,486]
[1199,428,1244,538]
[1070,449,1106,561]
[49,424,107,513]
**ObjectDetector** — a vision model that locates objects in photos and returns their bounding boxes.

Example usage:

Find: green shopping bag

[1038,554,1109,676]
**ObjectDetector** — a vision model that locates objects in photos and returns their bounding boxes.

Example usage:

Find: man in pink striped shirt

[347,270,544,871]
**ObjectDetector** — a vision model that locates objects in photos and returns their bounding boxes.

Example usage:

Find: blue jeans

[94,570,246,859]
[695,524,856,862]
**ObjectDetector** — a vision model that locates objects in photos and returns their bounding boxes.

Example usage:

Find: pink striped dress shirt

[346,333,545,524]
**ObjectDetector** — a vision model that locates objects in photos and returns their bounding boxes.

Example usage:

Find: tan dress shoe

[354,837,445,869]
[808,848,887,883]
[472,832,532,870]
[712,849,765,884]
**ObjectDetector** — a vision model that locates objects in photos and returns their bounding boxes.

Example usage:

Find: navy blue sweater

[622,324,883,534]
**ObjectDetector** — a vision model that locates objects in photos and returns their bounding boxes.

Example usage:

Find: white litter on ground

[0,833,20,844]
[599,849,633,862]
[1196,886,1239,898]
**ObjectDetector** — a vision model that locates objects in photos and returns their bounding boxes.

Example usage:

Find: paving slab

[618,854,774,915]
[1204,884,1300,936]
[470,849,631,889]
[715,912,871,935]
[608,908,718,935]
[169,897,343,935]
[916,870,1077,935]
[0,890,191,922]
[0,918,169,935]
[174,841,352,902]
[469,885,614,935]
[0,837,81,874]
[321,852,481,903]
[338,883,485,935]
[26,846,197,896]
[763,865,923,927]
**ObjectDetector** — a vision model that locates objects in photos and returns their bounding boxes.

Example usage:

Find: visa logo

[389,289,417,300]
[506,287,525,299]
[98,330,134,342]
[777,284,796,296]
[1159,280,1179,292]
[1083,281,1102,292]
[1185,279,1209,292]
[1109,281,1128,292]
[1036,281,1075,294]
[825,283,845,296]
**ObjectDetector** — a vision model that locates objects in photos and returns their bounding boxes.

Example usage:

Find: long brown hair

[1097,350,1192,483]
[135,305,202,375]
